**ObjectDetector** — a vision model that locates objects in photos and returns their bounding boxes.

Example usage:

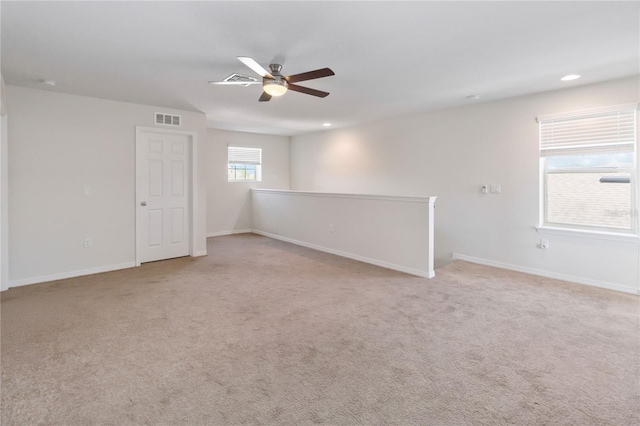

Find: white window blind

[228,146,261,164]
[538,105,637,157]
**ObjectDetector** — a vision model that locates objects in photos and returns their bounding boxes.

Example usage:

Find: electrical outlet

[84,237,92,248]
[329,224,335,234]
[83,186,91,196]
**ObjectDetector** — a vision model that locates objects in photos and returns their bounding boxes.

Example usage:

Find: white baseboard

[452,253,639,295]
[252,229,434,279]
[193,250,208,257]
[8,262,137,288]
[207,229,252,238]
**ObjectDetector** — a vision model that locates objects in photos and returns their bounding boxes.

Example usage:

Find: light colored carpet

[1,233,639,425]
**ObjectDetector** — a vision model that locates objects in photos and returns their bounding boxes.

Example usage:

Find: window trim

[534,225,639,243]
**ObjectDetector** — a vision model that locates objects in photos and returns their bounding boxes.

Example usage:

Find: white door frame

[135,126,198,266]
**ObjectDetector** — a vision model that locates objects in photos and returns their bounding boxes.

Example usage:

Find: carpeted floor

[1,233,639,425]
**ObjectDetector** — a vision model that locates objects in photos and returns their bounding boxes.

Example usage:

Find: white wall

[290,76,640,294]
[206,128,289,236]
[7,86,208,285]
[0,76,8,291]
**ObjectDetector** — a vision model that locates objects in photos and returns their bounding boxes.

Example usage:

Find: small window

[228,146,262,182]
[539,104,637,233]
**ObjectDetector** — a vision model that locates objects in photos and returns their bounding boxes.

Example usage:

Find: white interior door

[136,129,191,263]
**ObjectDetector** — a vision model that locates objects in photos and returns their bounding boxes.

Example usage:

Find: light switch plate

[490,184,501,194]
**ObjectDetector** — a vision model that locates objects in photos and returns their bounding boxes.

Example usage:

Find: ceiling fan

[209,57,335,102]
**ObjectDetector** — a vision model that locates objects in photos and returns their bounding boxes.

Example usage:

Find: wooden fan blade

[259,92,272,102]
[208,81,262,85]
[238,57,273,79]
[285,68,334,83]
[288,84,330,98]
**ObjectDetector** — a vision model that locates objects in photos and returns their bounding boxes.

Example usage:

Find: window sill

[535,226,639,242]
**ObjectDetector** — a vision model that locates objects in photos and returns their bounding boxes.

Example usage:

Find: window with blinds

[538,104,637,232]
[228,146,262,182]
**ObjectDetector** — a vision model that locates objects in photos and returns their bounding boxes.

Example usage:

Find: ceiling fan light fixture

[263,79,288,97]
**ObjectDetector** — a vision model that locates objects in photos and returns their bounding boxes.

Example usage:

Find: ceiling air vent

[223,73,258,87]
[155,112,181,127]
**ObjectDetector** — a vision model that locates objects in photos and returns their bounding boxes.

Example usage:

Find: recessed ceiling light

[466,95,480,101]
[323,122,332,127]
[561,74,580,81]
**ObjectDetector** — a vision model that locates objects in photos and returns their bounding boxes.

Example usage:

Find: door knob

[140,201,147,206]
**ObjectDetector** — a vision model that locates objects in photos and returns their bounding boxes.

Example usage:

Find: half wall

[252,189,436,278]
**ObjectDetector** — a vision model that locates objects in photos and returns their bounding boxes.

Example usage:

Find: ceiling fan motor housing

[265,65,287,83]
[263,64,288,95]
[269,64,283,76]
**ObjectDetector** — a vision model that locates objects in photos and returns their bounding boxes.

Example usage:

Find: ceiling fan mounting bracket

[269,64,283,76]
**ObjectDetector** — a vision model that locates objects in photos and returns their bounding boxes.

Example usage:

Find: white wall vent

[155,112,181,127]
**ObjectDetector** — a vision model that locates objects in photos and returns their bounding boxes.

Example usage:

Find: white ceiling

[2,1,638,136]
